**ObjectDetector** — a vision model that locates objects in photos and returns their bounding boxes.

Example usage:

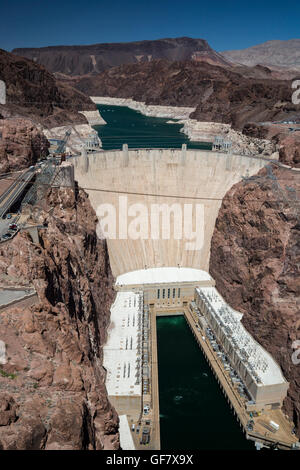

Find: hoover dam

[70,146,298,449]
[73,147,267,277]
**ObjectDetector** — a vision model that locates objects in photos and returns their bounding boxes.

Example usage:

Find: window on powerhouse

[158,287,181,300]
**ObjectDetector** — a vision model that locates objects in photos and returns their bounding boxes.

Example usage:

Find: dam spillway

[73,148,268,277]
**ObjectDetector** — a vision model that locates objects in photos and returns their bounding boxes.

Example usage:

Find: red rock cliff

[209,164,300,437]
[0,185,119,449]
[0,118,49,173]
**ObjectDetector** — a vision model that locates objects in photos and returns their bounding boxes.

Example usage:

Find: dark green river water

[157,316,254,450]
[94,104,212,150]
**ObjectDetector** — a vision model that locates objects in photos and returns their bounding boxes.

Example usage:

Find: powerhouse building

[116,267,214,308]
[195,287,289,410]
[103,291,143,420]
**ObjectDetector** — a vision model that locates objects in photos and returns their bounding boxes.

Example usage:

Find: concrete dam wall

[73,148,268,277]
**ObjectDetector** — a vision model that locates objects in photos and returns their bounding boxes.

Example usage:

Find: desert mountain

[12,37,231,76]
[221,39,300,71]
[65,59,300,129]
[0,48,96,127]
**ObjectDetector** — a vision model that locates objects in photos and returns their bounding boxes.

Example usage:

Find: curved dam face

[73,148,268,277]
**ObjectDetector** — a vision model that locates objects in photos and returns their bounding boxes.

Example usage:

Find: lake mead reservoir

[94,104,212,150]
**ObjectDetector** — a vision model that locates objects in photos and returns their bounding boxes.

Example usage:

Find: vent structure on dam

[73,147,269,277]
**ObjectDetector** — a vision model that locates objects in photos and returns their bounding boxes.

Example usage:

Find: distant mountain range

[5,37,300,131]
[221,39,300,71]
[12,37,300,77]
[13,37,231,76]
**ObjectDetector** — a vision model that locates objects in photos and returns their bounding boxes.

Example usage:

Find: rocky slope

[71,59,300,129]
[209,163,300,437]
[222,39,300,71]
[0,118,49,173]
[243,122,300,168]
[0,185,119,449]
[277,134,300,167]
[13,37,231,76]
[0,48,96,127]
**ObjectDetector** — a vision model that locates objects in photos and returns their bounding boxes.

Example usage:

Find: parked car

[9,223,18,230]
[6,214,12,219]
[2,232,12,240]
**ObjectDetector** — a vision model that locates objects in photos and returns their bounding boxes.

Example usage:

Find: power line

[0,172,299,203]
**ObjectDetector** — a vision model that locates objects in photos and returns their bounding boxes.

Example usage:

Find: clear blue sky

[1,0,300,52]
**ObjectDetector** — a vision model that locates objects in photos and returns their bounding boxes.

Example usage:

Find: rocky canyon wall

[0,185,119,449]
[0,118,49,173]
[209,163,300,437]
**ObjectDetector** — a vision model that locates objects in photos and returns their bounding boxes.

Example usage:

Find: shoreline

[79,109,107,126]
[43,121,102,153]
[90,96,278,157]
[90,96,195,120]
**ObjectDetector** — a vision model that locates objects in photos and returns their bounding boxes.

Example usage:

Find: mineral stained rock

[0,185,119,450]
[0,118,49,173]
[209,164,300,437]
[278,135,300,168]
[243,122,300,168]
[0,48,96,127]
[12,37,229,76]
[69,59,300,130]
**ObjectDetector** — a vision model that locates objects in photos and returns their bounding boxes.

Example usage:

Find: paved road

[0,168,35,219]
[0,288,34,307]
[0,168,36,241]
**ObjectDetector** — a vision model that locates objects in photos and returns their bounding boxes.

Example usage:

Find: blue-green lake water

[94,104,212,150]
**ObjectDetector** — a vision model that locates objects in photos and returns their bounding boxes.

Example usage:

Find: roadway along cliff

[209,163,300,438]
[0,185,119,450]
